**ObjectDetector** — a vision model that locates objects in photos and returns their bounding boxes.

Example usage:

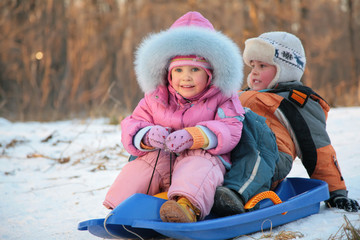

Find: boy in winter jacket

[103,12,245,223]
[213,31,359,216]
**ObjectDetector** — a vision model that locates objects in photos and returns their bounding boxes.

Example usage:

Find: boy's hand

[325,194,359,212]
[143,126,171,149]
[165,129,193,153]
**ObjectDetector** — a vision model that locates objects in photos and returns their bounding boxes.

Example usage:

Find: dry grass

[240,215,359,240]
[328,215,360,240]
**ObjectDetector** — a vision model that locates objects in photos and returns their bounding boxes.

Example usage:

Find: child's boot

[212,186,246,217]
[160,197,200,223]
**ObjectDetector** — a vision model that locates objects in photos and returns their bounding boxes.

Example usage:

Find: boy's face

[249,60,277,91]
[170,65,209,98]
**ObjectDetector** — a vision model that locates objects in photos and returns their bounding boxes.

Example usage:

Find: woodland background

[1,0,360,121]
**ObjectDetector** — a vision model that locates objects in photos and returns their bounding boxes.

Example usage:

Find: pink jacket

[104,12,245,217]
[121,84,244,167]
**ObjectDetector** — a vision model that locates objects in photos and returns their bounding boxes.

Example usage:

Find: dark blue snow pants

[224,108,280,202]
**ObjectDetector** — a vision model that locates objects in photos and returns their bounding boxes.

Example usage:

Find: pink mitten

[165,129,193,153]
[143,125,171,149]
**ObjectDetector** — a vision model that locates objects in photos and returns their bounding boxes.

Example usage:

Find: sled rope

[122,225,144,240]
[261,219,273,236]
[169,153,173,185]
[244,191,287,215]
[146,149,161,195]
[103,213,145,240]
[103,213,120,238]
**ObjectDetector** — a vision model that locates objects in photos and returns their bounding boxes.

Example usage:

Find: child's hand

[144,125,171,149]
[326,194,360,212]
[165,129,193,153]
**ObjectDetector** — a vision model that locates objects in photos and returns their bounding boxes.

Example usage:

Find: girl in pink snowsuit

[103,11,245,222]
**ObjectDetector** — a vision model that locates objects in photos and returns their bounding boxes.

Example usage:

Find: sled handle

[244,191,287,215]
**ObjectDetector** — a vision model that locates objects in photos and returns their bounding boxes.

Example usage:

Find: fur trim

[243,38,281,89]
[134,26,243,96]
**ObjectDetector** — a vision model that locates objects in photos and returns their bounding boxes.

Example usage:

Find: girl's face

[170,65,209,98]
[248,60,277,91]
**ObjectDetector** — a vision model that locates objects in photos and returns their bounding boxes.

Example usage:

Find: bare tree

[0,0,359,121]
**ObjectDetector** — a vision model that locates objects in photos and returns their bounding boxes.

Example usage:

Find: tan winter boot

[160,197,200,223]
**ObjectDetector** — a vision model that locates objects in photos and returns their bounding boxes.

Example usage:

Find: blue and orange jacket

[239,81,346,195]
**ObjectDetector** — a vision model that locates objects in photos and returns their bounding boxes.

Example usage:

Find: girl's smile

[170,65,209,99]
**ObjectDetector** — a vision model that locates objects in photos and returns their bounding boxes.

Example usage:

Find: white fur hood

[134,26,243,97]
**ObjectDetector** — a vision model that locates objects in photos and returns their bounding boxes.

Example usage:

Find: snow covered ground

[1,107,359,240]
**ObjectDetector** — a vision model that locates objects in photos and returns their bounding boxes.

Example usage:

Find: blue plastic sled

[78,177,329,240]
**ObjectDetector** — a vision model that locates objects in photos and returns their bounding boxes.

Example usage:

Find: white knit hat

[243,31,306,89]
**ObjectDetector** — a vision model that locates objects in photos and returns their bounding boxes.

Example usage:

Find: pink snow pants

[103,149,226,219]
